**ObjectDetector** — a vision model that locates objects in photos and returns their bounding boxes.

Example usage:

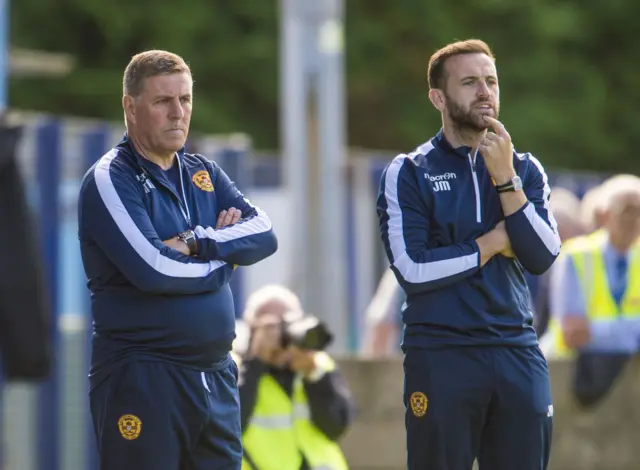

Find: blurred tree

[8,0,640,172]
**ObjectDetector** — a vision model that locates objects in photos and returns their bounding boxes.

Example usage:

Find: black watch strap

[178,230,198,255]
[495,181,515,192]
[494,175,522,194]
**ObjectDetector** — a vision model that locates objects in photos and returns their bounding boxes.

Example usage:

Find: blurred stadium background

[1,1,639,469]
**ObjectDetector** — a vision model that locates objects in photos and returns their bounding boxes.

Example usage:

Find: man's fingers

[230,208,242,225]
[222,208,242,228]
[226,208,236,226]
[223,210,235,227]
[216,208,242,230]
[483,116,510,139]
[479,132,499,150]
[216,210,227,229]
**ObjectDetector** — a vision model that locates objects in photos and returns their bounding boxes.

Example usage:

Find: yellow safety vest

[549,231,640,358]
[240,358,349,470]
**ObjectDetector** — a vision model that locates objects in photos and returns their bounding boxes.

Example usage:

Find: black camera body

[280,313,333,351]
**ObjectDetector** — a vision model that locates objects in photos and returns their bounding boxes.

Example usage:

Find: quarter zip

[175,156,192,227]
[139,155,192,228]
[468,150,482,223]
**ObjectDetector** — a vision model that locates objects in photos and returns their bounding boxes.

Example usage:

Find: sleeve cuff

[305,352,336,383]
[469,239,481,268]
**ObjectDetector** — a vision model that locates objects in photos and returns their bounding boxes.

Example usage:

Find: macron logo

[136,173,156,194]
[425,172,456,192]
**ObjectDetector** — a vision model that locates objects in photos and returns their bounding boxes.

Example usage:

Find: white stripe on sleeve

[193,206,272,243]
[384,144,478,284]
[93,150,227,278]
[525,156,562,256]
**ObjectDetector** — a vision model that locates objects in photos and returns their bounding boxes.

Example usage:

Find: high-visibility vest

[548,231,640,358]
[240,356,349,470]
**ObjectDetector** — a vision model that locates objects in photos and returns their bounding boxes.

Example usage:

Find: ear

[428,89,446,112]
[122,95,136,125]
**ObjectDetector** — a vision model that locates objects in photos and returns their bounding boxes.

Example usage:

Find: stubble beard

[445,93,500,135]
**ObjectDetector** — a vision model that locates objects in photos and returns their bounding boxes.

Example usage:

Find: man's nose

[476,81,491,97]
[169,99,185,119]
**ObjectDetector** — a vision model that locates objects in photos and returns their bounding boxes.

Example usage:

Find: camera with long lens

[280,312,333,351]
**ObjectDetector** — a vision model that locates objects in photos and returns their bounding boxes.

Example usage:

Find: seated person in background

[237,284,355,470]
[547,179,640,406]
[532,187,587,338]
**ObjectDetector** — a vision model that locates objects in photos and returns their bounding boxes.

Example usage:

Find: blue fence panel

[35,119,62,470]
[81,125,110,470]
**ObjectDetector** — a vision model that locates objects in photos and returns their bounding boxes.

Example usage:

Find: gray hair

[123,50,191,97]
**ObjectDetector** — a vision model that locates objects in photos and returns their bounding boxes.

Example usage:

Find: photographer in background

[237,284,354,470]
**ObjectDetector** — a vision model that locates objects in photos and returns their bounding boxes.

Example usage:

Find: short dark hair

[123,50,192,97]
[427,39,495,90]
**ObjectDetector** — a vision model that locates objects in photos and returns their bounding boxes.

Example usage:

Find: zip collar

[433,128,474,159]
[116,133,186,177]
[117,133,193,226]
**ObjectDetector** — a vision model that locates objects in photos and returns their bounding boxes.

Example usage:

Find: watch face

[513,176,523,190]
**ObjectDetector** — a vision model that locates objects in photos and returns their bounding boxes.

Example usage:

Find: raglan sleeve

[377,155,481,295]
[504,155,561,274]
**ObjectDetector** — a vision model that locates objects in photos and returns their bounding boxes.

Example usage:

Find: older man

[78,50,277,470]
[548,179,640,406]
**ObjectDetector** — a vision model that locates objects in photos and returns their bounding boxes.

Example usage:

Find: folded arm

[503,155,562,274]
[194,161,277,266]
[81,153,234,295]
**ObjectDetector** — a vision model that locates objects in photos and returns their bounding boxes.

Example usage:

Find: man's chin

[163,138,187,152]
[455,119,488,133]
[474,113,499,131]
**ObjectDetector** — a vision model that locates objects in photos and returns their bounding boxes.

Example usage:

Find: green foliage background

[9,0,640,172]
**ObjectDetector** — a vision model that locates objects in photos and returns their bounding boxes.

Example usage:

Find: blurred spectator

[236,284,353,470]
[579,174,640,233]
[360,268,405,357]
[549,187,585,241]
[545,178,640,407]
[531,187,587,338]
[579,184,606,233]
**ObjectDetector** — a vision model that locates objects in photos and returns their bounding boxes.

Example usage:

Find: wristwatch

[178,229,198,255]
[495,175,523,194]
